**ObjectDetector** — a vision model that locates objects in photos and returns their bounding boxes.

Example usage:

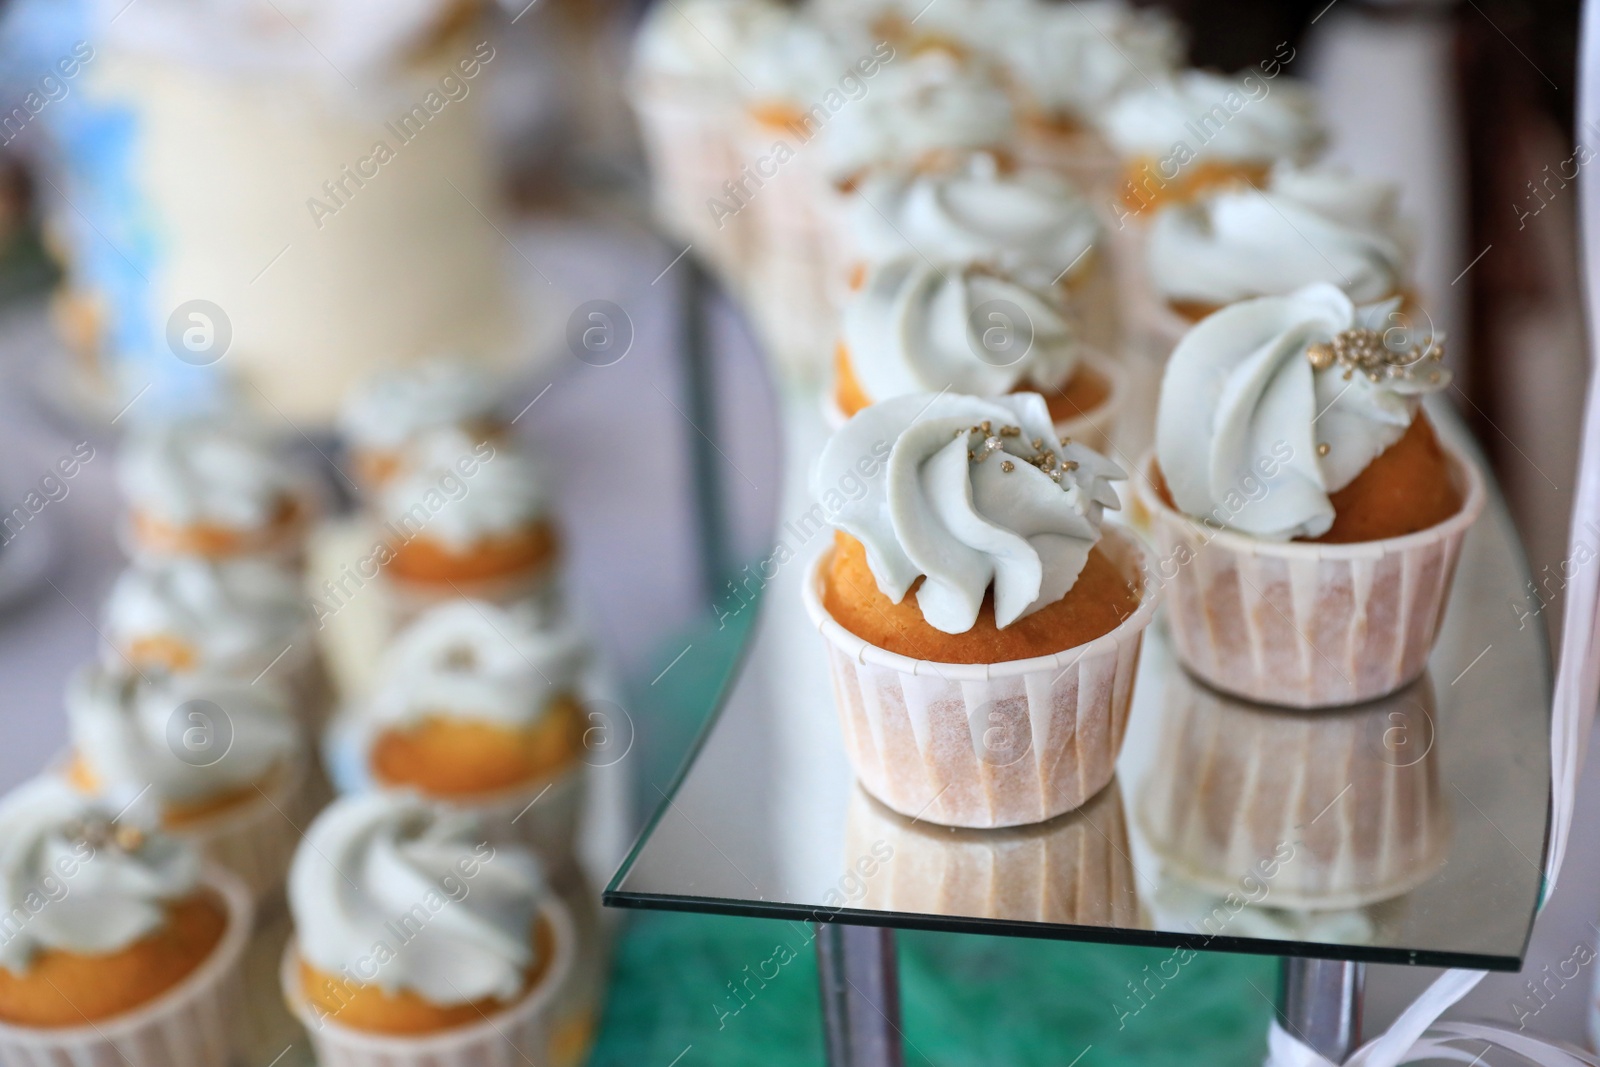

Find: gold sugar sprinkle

[1001,460,1015,473]
[1307,328,1445,385]
[114,825,146,852]
[1000,425,1021,437]
[1317,443,1330,457]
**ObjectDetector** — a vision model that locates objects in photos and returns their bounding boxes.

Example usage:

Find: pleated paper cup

[628,75,747,273]
[1133,446,1486,708]
[802,525,1158,829]
[0,867,253,1067]
[379,761,588,863]
[280,899,577,1067]
[1140,670,1448,910]
[843,780,1140,926]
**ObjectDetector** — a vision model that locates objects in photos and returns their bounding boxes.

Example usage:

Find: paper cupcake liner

[843,780,1140,925]
[1133,445,1487,708]
[1140,671,1448,910]
[0,867,253,1067]
[1014,123,1122,201]
[281,899,577,1067]
[176,752,326,906]
[802,526,1158,829]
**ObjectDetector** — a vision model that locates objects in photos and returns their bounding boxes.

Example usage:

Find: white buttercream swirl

[67,666,302,808]
[363,600,587,730]
[0,777,201,974]
[849,153,1100,290]
[118,416,306,531]
[288,793,545,1004]
[102,557,312,677]
[821,50,1015,182]
[843,258,1082,404]
[1099,70,1324,165]
[380,429,545,551]
[339,360,503,453]
[740,10,861,106]
[816,392,1123,633]
[1155,283,1450,541]
[1148,165,1409,305]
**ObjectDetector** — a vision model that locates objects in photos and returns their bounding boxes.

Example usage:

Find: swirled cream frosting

[339,360,502,454]
[288,793,546,1004]
[380,429,545,551]
[1099,70,1324,166]
[1148,164,1409,306]
[118,417,305,532]
[102,556,312,676]
[843,258,1082,403]
[1155,283,1450,540]
[67,666,301,808]
[0,777,201,973]
[849,153,1100,290]
[816,392,1123,633]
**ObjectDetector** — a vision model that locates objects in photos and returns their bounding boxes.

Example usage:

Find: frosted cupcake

[280,794,583,1066]
[1097,70,1325,220]
[1134,283,1485,706]
[843,780,1139,926]
[101,555,333,731]
[802,392,1157,828]
[832,257,1125,454]
[118,416,314,562]
[325,600,588,857]
[64,666,312,899]
[339,360,505,492]
[1145,164,1410,346]
[0,778,251,1067]
[380,428,558,612]
[843,152,1120,351]
[1140,670,1447,910]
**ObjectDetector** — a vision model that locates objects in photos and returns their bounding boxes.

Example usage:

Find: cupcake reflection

[842,781,1139,928]
[1139,671,1448,912]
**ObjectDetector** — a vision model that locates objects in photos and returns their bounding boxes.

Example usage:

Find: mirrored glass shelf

[606,398,1551,973]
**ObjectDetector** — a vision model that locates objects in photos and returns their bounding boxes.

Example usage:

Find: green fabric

[588,911,1275,1066]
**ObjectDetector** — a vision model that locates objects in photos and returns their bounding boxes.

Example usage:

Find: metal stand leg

[1279,959,1365,1061]
[815,925,905,1067]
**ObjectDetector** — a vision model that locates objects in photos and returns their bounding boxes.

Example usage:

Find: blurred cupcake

[339,360,505,492]
[1145,164,1410,347]
[1140,671,1447,910]
[802,392,1156,828]
[1098,70,1325,219]
[380,428,558,612]
[832,257,1125,454]
[325,600,588,857]
[0,778,252,1067]
[118,416,314,562]
[843,781,1139,927]
[1135,284,1485,706]
[842,152,1120,351]
[101,555,333,732]
[280,794,583,1066]
[64,666,312,900]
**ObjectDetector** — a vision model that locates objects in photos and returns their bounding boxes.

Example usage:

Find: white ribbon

[1264,2,1600,1063]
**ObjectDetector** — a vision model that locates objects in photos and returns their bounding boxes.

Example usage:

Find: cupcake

[842,151,1120,352]
[101,555,333,732]
[802,392,1157,828]
[1145,163,1410,346]
[280,794,582,1067]
[832,257,1125,454]
[1097,70,1325,220]
[0,777,252,1066]
[1140,670,1447,910]
[1134,283,1486,706]
[339,360,505,492]
[379,428,558,612]
[325,600,588,858]
[117,416,314,562]
[63,665,313,899]
[843,780,1139,927]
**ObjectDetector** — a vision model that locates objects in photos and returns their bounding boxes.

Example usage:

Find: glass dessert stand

[606,270,1553,1066]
